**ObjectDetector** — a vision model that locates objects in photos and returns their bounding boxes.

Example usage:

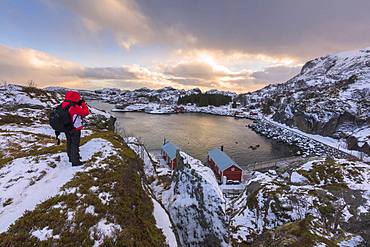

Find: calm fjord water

[89,101,296,169]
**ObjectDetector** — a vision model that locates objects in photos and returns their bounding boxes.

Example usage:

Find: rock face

[249,120,350,158]
[131,146,229,247]
[162,153,228,247]
[242,48,370,155]
[347,135,370,156]
[228,158,370,246]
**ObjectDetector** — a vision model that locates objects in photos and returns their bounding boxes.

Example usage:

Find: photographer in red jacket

[62,91,90,166]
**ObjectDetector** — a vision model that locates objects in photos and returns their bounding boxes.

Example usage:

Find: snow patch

[31,226,54,241]
[98,192,112,205]
[89,218,122,247]
[0,138,114,233]
[85,205,97,216]
[338,235,365,247]
[152,198,177,247]
[290,171,307,183]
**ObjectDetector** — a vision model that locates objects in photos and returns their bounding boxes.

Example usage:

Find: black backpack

[49,102,75,144]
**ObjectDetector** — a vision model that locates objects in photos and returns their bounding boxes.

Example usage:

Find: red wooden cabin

[207,147,242,183]
[161,141,178,169]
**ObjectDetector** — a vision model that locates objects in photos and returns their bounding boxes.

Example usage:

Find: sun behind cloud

[1,0,369,92]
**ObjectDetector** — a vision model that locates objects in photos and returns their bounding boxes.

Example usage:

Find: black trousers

[65,130,81,164]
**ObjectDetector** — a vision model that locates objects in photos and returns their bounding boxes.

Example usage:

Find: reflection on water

[88,100,297,169]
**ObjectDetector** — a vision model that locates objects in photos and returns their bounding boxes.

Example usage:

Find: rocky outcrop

[347,135,370,155]
[163,153,228,247]
[130,144,229,247]
[244,48,370,155]
[273,109,362,137]
[229,158,370,246]
[249,119,351,158]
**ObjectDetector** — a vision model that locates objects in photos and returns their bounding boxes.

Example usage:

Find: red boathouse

[207,147,242,183]
[161,141,178,169]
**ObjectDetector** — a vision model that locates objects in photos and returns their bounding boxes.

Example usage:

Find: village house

[207,147,243,183]
[161,141,178,169]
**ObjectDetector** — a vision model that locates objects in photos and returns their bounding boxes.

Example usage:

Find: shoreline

[94,100,369,163]
[250,117,368,162]
[89,100,300,169]
[111,105,260,120]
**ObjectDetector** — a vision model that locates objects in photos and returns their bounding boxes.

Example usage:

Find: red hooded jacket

[61,91,89,131]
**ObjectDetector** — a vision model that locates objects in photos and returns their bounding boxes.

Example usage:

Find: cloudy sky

[0,0,370,92]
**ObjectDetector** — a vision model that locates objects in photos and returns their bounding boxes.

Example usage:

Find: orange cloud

[0,44,302,93]
[0,45,82,85]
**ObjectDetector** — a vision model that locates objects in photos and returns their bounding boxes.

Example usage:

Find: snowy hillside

[90,85,237,106]
[92,86,198,105]
[44,86,100,100]
[205,89,237,98]
[163,152,228,246]
[127,136,370,246]
[0,85,169,246]
[127,140,228,246]
[2,83,369,246]
[241,48,370,155]
[229,158,370,246]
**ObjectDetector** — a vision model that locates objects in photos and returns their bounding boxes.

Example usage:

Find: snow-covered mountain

[92,86,237,105]
[241,47,370,155]
[205,89,237,98]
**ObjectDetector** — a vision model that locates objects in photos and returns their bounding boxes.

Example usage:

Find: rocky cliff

[229,158,370,246]
[242,48,370,155]
[130,145,229,247]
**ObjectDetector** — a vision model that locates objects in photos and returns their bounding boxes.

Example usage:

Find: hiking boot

[72,161,84,167]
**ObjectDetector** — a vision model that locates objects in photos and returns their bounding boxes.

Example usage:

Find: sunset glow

[0,0,369,92]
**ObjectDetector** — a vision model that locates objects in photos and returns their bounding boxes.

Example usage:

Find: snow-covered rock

[290,171,307,183]
[229,158,370,245]
[161,152,228,246]
[151,198,178,247]
[241,47,370,155]
[127,140,228,246]
[89,218,122,247]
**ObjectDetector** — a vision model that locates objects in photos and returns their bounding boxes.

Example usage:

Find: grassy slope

[0,131,166,246]
[0,86,167,246]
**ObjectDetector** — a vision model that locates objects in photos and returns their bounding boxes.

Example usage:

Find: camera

[78,99,85,105]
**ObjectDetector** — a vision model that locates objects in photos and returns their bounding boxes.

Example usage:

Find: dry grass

[0,131,167,246]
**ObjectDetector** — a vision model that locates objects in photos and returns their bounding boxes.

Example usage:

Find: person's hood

[64,91,81,103]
